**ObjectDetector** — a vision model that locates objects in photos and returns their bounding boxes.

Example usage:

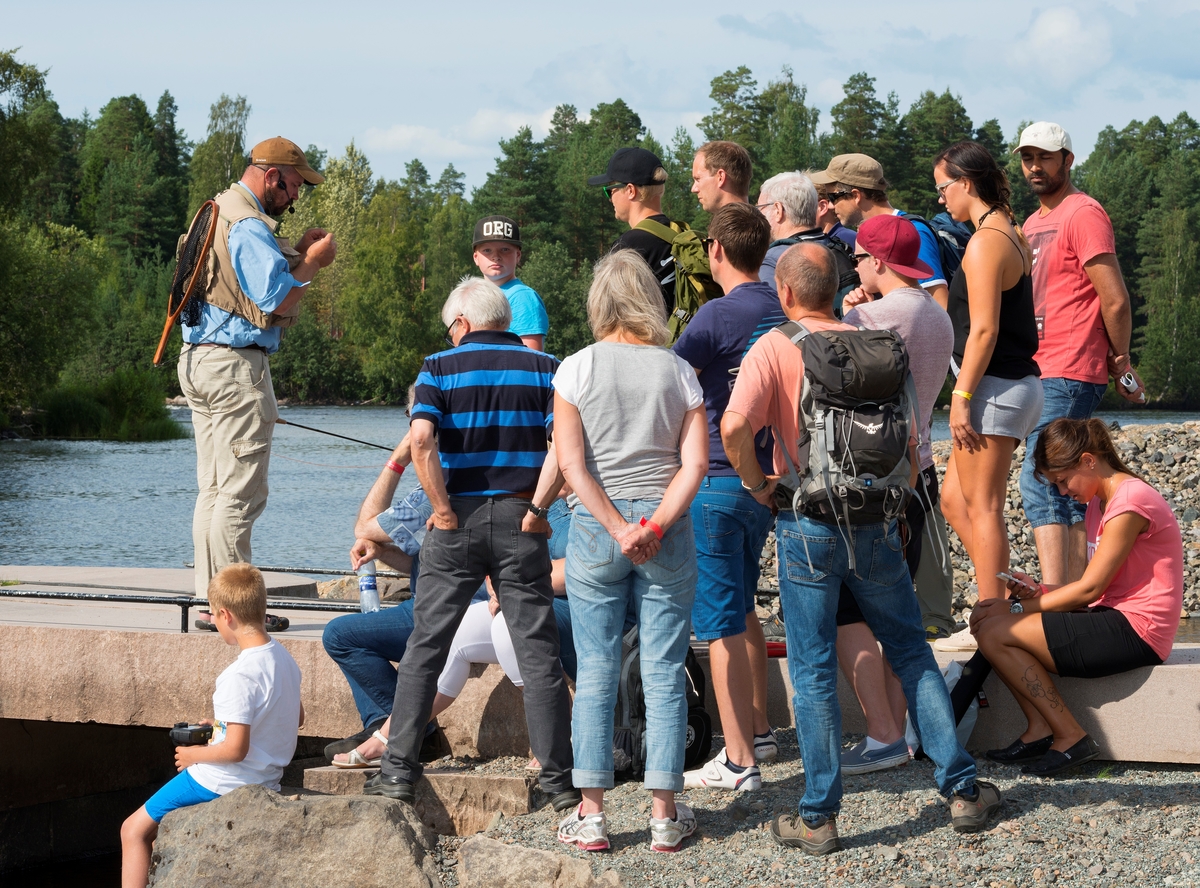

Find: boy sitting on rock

[120,564,303,888]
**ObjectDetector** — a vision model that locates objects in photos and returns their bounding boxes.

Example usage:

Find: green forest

[3,48,1200,422]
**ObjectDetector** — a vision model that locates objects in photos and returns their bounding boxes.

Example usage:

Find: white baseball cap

[1013,122,1073,154]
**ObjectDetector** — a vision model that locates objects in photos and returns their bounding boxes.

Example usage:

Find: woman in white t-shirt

[548,249,708,854]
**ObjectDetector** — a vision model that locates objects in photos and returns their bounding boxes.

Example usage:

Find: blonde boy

[120,564,303,888]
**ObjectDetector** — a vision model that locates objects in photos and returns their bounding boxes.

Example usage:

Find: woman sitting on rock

[971,417,1183,777]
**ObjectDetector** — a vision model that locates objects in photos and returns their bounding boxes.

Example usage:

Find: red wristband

[639,516,664,540]
[385,460,405,475]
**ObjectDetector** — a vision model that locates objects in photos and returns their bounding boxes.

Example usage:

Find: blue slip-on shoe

[840,737,910,776]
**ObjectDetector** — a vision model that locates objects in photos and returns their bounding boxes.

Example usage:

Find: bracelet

[639,516,664,540]
[385,460,405,475]
[742,476,769,494]
[951,389,973,401]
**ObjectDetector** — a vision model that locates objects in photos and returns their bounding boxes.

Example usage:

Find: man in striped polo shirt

[364,277,579,813]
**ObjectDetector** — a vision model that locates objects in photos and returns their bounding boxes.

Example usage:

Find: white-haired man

[756,171,859,313]
[364,277,579,816]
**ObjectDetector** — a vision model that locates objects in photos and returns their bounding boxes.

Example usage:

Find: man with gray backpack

[722,242,1001,855]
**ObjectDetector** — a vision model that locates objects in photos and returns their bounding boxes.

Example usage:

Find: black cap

[587,147,664,187]
[472,215,521,248]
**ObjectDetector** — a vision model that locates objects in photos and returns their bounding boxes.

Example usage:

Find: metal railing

[0,586,378,633]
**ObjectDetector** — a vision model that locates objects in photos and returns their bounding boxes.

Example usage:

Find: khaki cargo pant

[178,344,278,596]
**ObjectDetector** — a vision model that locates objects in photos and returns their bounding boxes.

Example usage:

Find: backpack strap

[633,218,682,244]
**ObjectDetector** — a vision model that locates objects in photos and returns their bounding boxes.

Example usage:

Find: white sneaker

[683,747,762,791]
[557,804,610,851]
[754,729,779,762]
[933,625,978,652]
[649,801,697,852]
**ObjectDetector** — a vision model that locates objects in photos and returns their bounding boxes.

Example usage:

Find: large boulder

[149,784,439,887]
[459,835,624,887]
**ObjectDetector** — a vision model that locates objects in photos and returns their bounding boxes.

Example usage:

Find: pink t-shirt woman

[1085,477,1183,661]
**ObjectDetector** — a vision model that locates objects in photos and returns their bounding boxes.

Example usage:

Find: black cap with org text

[472,215,522,248]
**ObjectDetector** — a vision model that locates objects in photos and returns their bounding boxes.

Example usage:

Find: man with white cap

[1013,122,1140,590]
[179,137,336,619]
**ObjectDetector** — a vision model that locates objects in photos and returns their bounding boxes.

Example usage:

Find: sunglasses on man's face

[602,183,627,199]
[827,191,853,203]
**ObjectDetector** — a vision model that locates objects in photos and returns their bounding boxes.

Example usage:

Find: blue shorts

[1019,378,1107,527]
[144,769,220,823]
[689,476,775,641]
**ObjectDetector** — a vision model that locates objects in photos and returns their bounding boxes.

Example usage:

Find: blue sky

[10,0,1199,188]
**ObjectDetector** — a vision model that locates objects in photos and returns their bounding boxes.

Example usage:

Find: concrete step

[303,766,537,835]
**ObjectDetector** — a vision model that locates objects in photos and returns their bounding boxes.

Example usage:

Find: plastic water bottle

[1120,372,1146,403]
[357,562,380,613]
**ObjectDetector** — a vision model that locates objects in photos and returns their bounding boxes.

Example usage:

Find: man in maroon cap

[832,214,956,775]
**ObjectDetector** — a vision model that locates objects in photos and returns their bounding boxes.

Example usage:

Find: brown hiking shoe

[769,813,841,855]
[949,780,1002,832]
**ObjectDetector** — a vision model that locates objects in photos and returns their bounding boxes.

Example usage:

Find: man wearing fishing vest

[178,136,336,613]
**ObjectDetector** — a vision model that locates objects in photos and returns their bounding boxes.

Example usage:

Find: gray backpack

[774,320,919,571]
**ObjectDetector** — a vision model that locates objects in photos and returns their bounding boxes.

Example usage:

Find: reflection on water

[0,406,414,571]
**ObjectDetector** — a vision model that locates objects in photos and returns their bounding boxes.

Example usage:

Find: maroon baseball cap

[857,214,933,279]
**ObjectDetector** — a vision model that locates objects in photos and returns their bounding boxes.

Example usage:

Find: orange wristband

[639,517,664,540]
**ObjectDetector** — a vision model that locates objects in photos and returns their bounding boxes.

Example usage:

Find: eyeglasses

[826,191,853,203]
[935,178,960,197]
[755,201,777,212]
[701,236,715,252]
[851,252,871,266]
[602,183,627,199]
[444,317,462,347]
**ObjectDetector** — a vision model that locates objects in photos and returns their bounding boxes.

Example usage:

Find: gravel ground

[426,728,1200,888]
[756,421,1200,626]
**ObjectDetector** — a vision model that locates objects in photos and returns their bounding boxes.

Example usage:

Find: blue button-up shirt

[181,183,306,353]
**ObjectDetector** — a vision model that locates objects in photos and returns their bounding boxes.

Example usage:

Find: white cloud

[461,107,557,142]
[1010,7,1112,86]
[362,124,481,158]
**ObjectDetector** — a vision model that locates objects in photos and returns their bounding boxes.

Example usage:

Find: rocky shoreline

[755,421,1200,623]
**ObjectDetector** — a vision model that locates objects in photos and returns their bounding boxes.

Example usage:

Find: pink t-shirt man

[726,319,855,474]
[1085,477,1183,661]
[1023,193,1117,384]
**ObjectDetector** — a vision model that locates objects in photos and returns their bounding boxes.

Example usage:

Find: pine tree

[188,94,250,215]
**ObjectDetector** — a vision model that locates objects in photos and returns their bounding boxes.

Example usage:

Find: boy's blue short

[144,770,220,823]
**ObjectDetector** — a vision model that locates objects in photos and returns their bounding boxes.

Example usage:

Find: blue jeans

[1020,378,1107,527]
[322,599,417,730]
[775,512,977,821]
[689,476,775,641]
[566,500,697,792]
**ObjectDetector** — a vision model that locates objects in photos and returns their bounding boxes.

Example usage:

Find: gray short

[970,374,1044,440]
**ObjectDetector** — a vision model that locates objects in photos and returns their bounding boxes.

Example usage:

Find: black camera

[170,722,213,746]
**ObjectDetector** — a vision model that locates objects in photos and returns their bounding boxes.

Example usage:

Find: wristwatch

[527,503,549,520]
[1009,600,1024,614]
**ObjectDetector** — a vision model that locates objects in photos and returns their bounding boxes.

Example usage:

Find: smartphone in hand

[996,571,1040,595]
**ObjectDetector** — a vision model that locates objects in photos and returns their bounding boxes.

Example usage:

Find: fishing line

[274,418,394,451]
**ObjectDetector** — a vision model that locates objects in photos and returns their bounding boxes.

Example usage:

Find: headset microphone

[275,177,296,214]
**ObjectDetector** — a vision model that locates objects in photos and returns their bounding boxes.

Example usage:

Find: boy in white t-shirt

[120,564,304,888]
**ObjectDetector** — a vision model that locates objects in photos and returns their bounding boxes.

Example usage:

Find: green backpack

[634,218,724,342]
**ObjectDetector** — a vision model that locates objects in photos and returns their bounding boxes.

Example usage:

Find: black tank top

[948,228,1040,380]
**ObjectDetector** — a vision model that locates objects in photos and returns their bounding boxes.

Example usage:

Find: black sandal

[986,735,1053,764]
[265,613,290,632]
[1021,735,1100,777]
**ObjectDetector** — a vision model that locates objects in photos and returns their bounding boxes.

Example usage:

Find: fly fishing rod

[274,418,394,451]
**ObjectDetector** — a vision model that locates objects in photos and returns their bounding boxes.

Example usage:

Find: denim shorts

[144,769,220,823]
[1019,377,1108,527]
[689,476,774,640]
[969,373,1044,440]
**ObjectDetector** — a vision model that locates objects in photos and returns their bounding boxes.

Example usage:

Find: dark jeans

[323,598,416,731]
[381,496,574,794]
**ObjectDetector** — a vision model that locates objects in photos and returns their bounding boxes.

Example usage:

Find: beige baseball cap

[810,154,889,191]
[249,137,325,184]
[1013,122,1073,154]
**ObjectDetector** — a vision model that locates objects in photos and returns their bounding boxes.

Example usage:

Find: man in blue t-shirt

[673,202,784,792]
[812,154,948,308]
[471,215,550,351]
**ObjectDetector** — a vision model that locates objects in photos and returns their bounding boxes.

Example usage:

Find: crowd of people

[121,122,1186,885]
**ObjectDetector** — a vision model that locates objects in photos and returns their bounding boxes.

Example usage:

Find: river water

[2,406,1199,572]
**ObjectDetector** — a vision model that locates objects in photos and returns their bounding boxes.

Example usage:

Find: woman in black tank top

[935,141,1044,626]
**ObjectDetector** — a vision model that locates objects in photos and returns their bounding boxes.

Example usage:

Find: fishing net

[153,200,219,365]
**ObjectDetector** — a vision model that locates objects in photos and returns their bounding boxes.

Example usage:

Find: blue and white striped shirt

[411,331,558,496]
